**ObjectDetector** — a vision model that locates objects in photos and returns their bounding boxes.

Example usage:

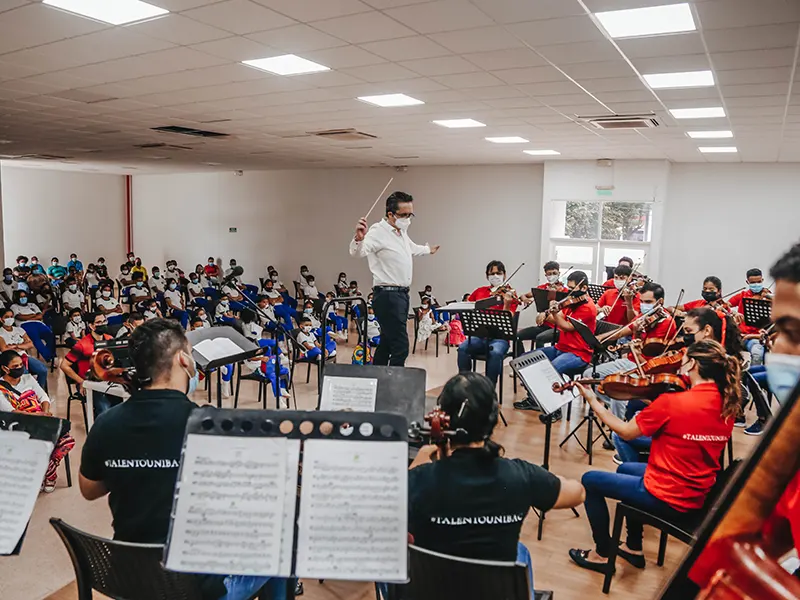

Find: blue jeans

[457,338,510,386]
[612,433,651,463]
[221,575,284,600]
[26,356,49,391]
[582,463,686,556]
[92,391,123,418]
[539,345,589,377]
[745,338,765,366]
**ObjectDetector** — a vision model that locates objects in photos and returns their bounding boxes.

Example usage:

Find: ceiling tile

[617,33,705,59]
[312,11,416,44]
[361,0,435,9]
[384,0,493,34]
[469,0,586,24]
[562,60,635,80]
[517,80,583,97]
[303,45,385,69]
[251,0,371,21]
[580,76,649,93]
[494,65,571,85]
[429,27,524,54]
[704,24,800,53]
[433,71,506,89]
[711,48,798,71]
[247,24,348,52]
[631,54,710,74]
[191,37,275,61]
[0,2,107,55]
[130,14,230,45]
[183,0,296,35]
[726,95,787,108]
[717,67,792,85]
[148,0,221,9]
[399,55,478,76]
[696,0,800,30]
[341,62,417,82]
[463,48,546,70]
[359,36,450,61]
[536,40,621,65]
[721,82,790,97]
[509,16,607,47]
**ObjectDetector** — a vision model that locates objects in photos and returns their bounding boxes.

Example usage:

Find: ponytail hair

[686,307,743,357]
[686,339,742,419]
[438,372,504,459]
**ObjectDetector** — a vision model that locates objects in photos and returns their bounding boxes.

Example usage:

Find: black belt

[375,285,409,293]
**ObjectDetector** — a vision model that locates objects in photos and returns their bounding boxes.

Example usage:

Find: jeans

[26,356,49,392]
[745,338,766,366]
[92,391,122,418]
[582,357,637,420]
[742,368,772,420]
[582,463,687,556]
[612,432,651,463]
[220,575,284,600]
[515,325,555,355]
[457,338,510,386]
[372,289,410,367]
[538,345,589,377]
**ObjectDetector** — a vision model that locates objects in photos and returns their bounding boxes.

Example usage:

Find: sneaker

[734,415,747,428]
[612,454,623,466]
[744,420,765,436]
[539,409,562,424]
[513,397,540,411]
[42,481,56,493]
[279,388,290,399]
[295,581,304,596]
[280,397,290,409]
[603,439,616,451]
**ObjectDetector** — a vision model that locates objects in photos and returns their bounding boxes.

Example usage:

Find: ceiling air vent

[580,113,659,130]
[134,143,193,151]
[151,125,229,138]
[18,153,71,160]
[309,128,378,141]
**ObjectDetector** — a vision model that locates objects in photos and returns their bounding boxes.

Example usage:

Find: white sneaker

[42,482,56,493]
[337,332,348,342]
[280,397,290,409]
[328,350,337,358]
[222,381,232,398]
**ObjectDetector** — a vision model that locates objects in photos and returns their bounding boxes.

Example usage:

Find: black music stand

[587,284,606,303]
[186,326,264,408]
[164,407,409,600]
[742,297,772,330]
[558,317,614,465]
[530,288,568,313]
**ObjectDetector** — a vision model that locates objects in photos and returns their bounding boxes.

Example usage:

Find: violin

[638,348,686,375]
[631,305,668,332]
[90,348,136,391]
[408,408,466,452]
[553,372,687,401]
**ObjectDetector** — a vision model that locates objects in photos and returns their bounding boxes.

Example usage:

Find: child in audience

[302,274,320,299]
[96,284,123,317]
[204,257,221,281]
[336,272,348,296]
[65,308,85,348]
[131,258,148,280]
[216,294,234,321]
[96,257,108,279]
[187,272,204,305]
[302,300,321,329]
[143,300,162,321]
[149,266,165,294]
[256,295,277,332]
[126,251,135,265]
[0,269,14,305]
[67,253,83,272]
[189,315,204,331]
[225,259,242,284]
[164,278,187,328]
[222,281,244,302]
[129,273,151,303]
[241,309,263,342]
[33,280,54,314]
[367,305,381,347]
[61,276,85,313]
[299,265,310,287]
[47,257,67,283]
[118,263,134,288]
[194,308,211,329]
[297,315,327,361]
[11,290,42,325]
[116,312,144,338]
[0,307,49,390]
[84,264,100,289]
[29,257,45,276]
[165,260,182,281]
[417,298,446,344]
[325,291,348,333]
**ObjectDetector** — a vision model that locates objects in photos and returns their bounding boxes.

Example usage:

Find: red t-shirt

[683,298,711,311]
[602,279,615,289]
[729,289,766,336]
[535,283,567,329]
[628,315,677,362]
[555,299,597,363]
[635,383,733,511]
[65,333,112,379]
[468,286,520,314]
[203,264,220,278]
[597,288,641,326]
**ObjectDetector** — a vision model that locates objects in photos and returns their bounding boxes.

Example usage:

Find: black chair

[601,459,742,594]
[461,311,519,409]
[388,544,552,600]
[411,307,449,358]
[286,328,334,393]
[233,362,271,409]
[64,372,88,433]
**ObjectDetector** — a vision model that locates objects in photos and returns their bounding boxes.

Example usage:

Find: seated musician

[597,264,640,326]
[516,260,567,354]
[602,257,634,288]
[568,339,738,573]
[408,372,585,591]
[728,268,772,367]
[584,282,676,421]
[673,275,727,315]
[457,261,519,389]
[515,271,597,423]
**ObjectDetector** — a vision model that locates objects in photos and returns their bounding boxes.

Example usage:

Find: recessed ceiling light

[524,150,561,156]
[669,107,726,119]
[699,146,737,153]
[432,119,486,128]
[687,130,733,139]
[486,136,529,144]
[242,54,330,76]
[358,94,424,107]
[43,0,168,25]
[643,70,714,89]
[595,3,695,39]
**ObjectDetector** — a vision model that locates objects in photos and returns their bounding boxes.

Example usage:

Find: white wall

[660,164,800,299]
[0,165,126,269]
[132,166,545,303]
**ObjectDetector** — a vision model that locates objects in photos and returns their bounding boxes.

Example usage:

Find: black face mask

[570,288,585,298]
[7,366,24,379]
[683,332,696,347]
[94,325,109,335]
[701,291,719,302]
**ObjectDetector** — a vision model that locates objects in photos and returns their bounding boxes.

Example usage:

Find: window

[601,203,652,242]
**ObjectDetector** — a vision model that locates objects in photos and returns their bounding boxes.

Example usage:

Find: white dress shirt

[349,219,430,288]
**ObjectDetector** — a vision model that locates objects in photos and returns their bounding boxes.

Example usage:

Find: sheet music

[320,377,378,412]
[440,301,475,312]
[515,353,576,415]
[194,338,245,362]
[278,439,300,577]
[166,434,295,576]
[0,432,53,554]
[296,440,408,582]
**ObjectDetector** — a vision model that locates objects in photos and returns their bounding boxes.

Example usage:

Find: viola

[639,348,686,375]
[552,372,687,401]
[408,408,466,451]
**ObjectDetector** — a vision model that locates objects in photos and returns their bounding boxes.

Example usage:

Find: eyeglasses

[393,212,415,219]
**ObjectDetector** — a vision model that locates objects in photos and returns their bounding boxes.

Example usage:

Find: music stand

[530,288,568,313]
[558,316,614,465]
[587,284,605,303]
[186,326,263,408]
[742,297,772,330]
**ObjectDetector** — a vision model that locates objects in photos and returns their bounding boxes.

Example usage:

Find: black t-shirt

[408,448,561,561]
[80,388,197,544]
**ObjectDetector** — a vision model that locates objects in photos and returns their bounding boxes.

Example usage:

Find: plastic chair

[411,308,449,358]
[193,297,209,311]
[49,518,208,600]
[203,287,220,302]
[107,314,125,326]
[64,372,89,433]
[21,321,56,368]
[234,340,290,409]
[287,328,334,393]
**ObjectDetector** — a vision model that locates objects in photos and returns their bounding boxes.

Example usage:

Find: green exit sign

[596,189,614,197]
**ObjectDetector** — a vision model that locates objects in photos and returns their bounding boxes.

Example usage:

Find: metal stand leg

[559,408,612,466]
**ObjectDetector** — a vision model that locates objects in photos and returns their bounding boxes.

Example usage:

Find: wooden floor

[1,332,759,600]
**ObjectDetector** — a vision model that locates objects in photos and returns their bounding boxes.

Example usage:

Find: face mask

[701,291,719,302]
[208,261,214,266]
[271,275,279,282]
[17,262,25,267]
[199,313,208,321]
[301,325,312,333]
[94,324,108,335]
[394,217,411,231]
[3,276,11,283]
[168,265,175,271]
[153,273,160,278]
[487,274,504,287]
[3,318,13,327]
[136,282,143,288]
[122,270,130,276]
[70,258,77,262]
[340,276,346,282]
[52,262,58,267]
[613,279,626,290]
[765,353,800,404]
[368,315,376,321]
[102,291,111,298]
[304,308,312,314]
[301,270,309,275]
[683,332,696,347]
[98,261,104,266]
[72,316,82,324]
[68,285,77,292]
[182,352,199,395]
[639,302,656,314]
[546,274,560,284]
[7,366,24,379]
[221,301,229,308]
[169,283,177,290]
[422,304,430,310]
[31,260,37,266]
[748,283,764,294]
[18,298,27,305]
[570,288,584,298]
[190,278,198,284]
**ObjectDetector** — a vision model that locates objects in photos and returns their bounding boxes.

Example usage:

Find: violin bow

[498,262,525,290]
[653,288,685,359]
[604,255,645,317]
[363,177,395,220]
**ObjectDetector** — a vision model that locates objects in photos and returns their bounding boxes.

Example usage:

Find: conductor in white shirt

[350,191,439,366]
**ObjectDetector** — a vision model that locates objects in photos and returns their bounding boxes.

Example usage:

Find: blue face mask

[136,282,143,288]
[748,283,764,294]
[182,352,199,395]
[765,353,800,405]
[18,297,27,305]
[639,302,655,314]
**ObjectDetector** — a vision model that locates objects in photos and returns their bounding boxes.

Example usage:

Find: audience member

[67,253,83,272]
[29,256,45,276]
[96,284,123,317]
[61,276,86,313]
[118,263,134,288]
[11,290,43,325]
[216,294,234,321]
[131,258,148,280]
[129,273,151,304]
[65,308,85,348]
[204,257,221,281]
[187,272,204,305]
[47,257,67,282]
[0,268,14,305]
[143,299,163,321]
[0,307,49,389]
[149,266,165,294]
[116,312,145,338]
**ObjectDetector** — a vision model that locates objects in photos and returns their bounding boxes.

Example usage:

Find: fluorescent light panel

[242,54,329,76]
[43,0,168,25]
[486,136,529,144]
[358,94,424,107]
[432,119,486,128]
[595,3,696,39]
[699,146,737,153]
[524,150,560,156]
[687,130,733,139]
[669,107,725,119]
[644,70,714,89]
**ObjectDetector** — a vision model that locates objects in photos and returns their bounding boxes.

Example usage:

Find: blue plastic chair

[107,314,125,326]
[193,297,209,311]
[244,284,259,297]
[21,321,56,365]
[203,287,220,302]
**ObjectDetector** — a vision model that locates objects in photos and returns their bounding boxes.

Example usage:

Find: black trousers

[372,288,410,366]
[514,325,556,356]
